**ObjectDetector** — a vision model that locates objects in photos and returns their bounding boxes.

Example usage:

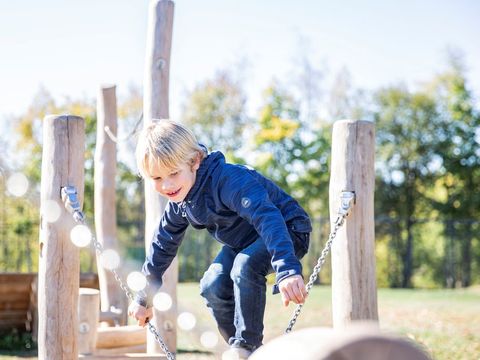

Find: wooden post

[143,0,177,354]
[38,115,85,359]
[94,85,127,324]
[78,288,100,355]
[329,120,378,329]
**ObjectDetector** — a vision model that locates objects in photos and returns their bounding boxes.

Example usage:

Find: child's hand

[278,275,308,307]
[128,301,153,327]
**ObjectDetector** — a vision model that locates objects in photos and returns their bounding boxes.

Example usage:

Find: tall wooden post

[143,0,177,354]
[94,85,127,324]
[38,115,85,359]
[329,119,378,329]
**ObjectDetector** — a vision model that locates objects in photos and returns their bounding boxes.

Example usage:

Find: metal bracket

[338,191,356,216]
[61,186,85,222]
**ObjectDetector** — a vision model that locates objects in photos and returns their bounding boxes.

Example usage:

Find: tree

[373,85,440,287]
[427,52,480,287]
[181,70,248,157]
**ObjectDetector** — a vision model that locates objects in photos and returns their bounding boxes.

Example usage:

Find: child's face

[148,158,200,203]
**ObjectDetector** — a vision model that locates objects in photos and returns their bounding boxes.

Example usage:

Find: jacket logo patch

[241,197,251,208]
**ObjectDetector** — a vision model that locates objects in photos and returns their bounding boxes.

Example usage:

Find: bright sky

[1,0,479,122]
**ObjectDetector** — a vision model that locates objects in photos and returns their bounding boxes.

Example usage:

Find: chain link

[60,186,175,360]
[285,191,355,333]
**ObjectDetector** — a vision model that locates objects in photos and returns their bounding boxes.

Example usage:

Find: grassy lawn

[1,284,479,359]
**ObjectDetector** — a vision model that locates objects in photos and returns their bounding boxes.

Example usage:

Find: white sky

[0,0,479,122]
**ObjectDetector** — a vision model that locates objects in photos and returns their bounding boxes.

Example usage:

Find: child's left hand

[278,275,308,307]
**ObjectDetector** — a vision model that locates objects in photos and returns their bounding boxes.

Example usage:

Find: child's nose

[161,179,174,191]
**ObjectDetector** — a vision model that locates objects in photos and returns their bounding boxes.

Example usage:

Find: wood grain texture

[94,85,127,324]
[329,120,378,329]
[38,115,85,359]
[143,0,177,354]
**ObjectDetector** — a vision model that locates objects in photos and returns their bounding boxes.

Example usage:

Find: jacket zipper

[185,203,202,226]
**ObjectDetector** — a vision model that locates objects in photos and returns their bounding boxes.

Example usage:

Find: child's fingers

[280,289,290,307]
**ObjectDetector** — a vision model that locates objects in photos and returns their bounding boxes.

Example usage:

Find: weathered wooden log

[79,354,166,359]
[95,84,127,325]
[38,114,85,360]
[92,344,146,356]
[96,325,147,349]
[143,0,177,355]
[329,119,378,328]
[78,288,100,355]
[250,323,431,360]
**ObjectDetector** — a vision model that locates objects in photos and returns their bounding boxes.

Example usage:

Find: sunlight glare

[7,173,29,197]
[153,292,172,312]
[127,271,147,292]
[99,249,121,270]
[177,312,196,331]
[42,200,62,223]
[70,224,92,247]
[200,331,218,349]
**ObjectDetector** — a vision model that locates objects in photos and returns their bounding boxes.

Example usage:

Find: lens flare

[99,249,120,270]
[200,331,218,349]
[42,200,62,223]
[7,173,29,197]
[177,312,196,331]
[127,271,147,292]
[153,292,172,312]
[70,225,92,247]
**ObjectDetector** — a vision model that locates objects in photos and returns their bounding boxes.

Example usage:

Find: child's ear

[191,153,201,171]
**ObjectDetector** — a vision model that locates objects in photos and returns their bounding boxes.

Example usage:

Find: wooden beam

[80,354,166,359]
[96,325,147,349]
[38,115,85,360]
[329,120,378,329]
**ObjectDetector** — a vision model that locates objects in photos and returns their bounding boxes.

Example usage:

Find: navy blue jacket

[138,150,311,305]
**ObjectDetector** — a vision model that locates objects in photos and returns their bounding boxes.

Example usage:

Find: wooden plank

[96,325,146,349]
[0,300,30,311]
[80,355,166,359]
[329,120,378,329]
[92,344,146,355]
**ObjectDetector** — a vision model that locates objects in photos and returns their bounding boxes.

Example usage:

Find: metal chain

[60,186,175,360]
[285,191,355,333]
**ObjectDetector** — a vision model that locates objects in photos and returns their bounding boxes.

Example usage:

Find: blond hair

[136,119,205,178]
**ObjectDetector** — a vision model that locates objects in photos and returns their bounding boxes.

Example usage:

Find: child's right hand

[128,301,153,327]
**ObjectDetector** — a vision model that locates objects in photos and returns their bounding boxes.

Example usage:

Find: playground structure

[21,0,430,359]
[36,112,430,359]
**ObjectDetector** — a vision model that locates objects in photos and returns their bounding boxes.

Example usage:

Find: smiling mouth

[166,188,181,197]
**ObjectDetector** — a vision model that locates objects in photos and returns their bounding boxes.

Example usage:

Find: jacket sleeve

[135,201,189,307]
[218,166,302,286]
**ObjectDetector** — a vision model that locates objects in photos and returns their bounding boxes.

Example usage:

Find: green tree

[181,70,248,157]
[373,85,440,288]
[427,53,480,287]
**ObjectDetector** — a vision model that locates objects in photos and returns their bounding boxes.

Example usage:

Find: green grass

[176,284,480,360]
[1,284,479,359]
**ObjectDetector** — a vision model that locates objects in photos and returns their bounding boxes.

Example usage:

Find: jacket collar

[184,146,224,203]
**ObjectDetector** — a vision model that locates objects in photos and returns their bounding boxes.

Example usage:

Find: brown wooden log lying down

[250,323,431,360]
[96,325,147,349]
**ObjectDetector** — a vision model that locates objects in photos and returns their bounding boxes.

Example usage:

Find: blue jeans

[199,230,309,350]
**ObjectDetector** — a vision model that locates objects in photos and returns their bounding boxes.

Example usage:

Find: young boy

[128,119,311,358]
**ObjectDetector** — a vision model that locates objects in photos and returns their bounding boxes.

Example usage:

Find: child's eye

[170,171,179,176]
